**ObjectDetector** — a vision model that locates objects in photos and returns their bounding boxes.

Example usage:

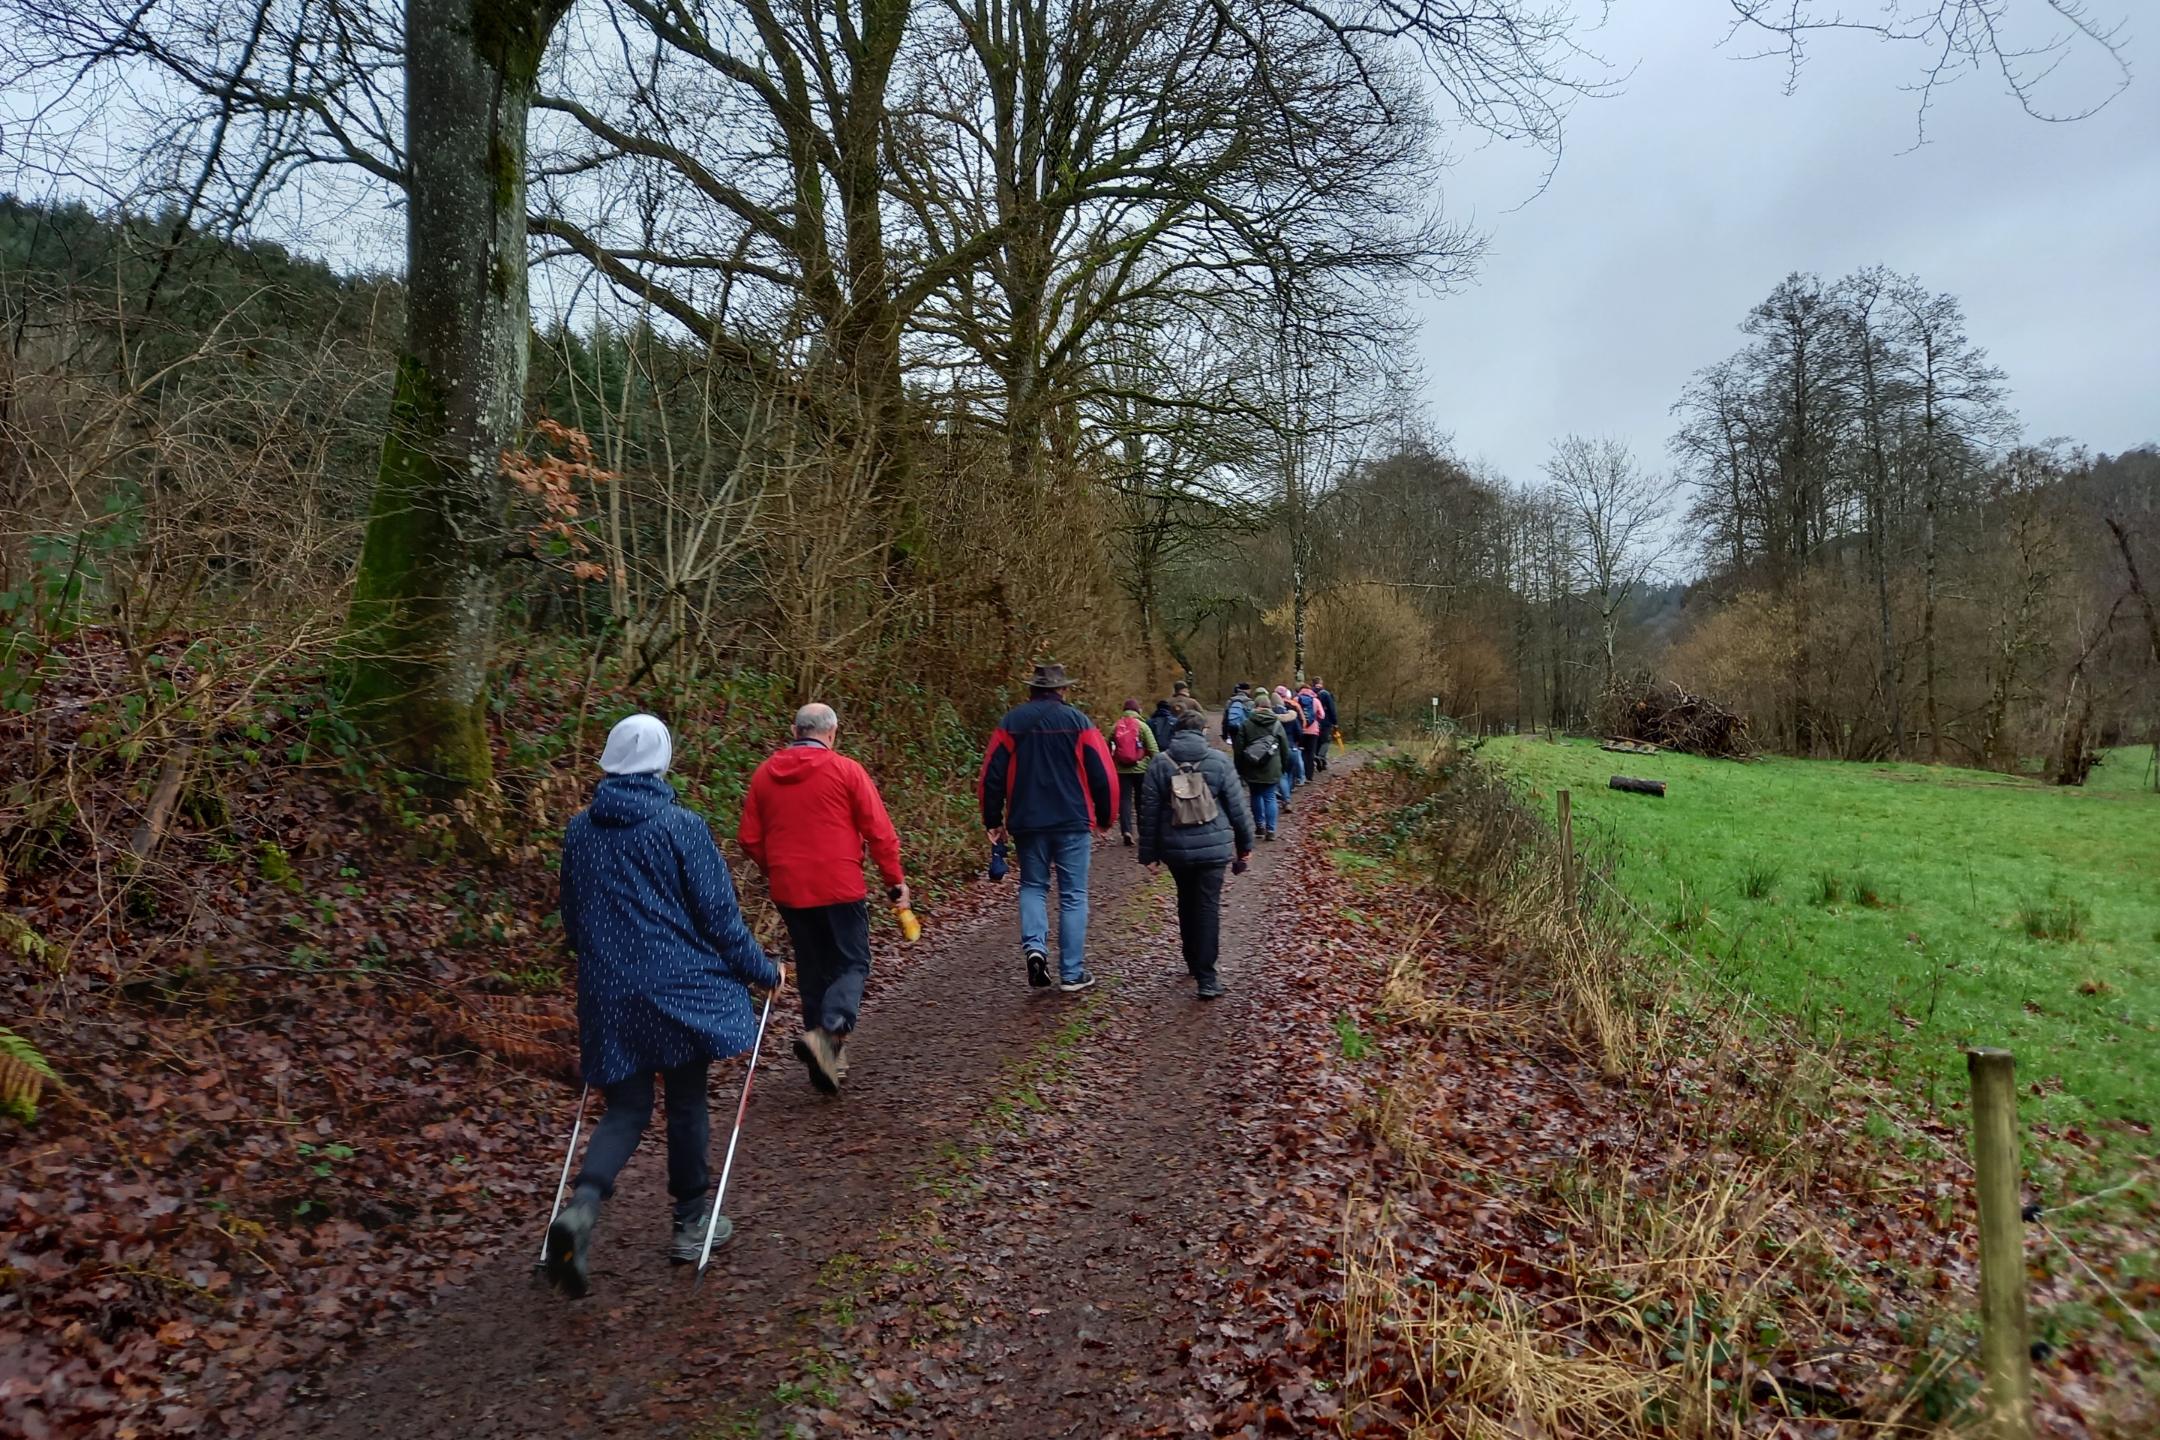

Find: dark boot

[545,1188,600,1298]
[1196,974,1226,1000]
[671,1211,732,1264]
[793,1028,840,1095]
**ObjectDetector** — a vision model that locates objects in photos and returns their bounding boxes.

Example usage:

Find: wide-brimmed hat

[1022,661,1076,689]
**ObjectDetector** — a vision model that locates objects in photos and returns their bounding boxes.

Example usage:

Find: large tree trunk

[340,0,569,792]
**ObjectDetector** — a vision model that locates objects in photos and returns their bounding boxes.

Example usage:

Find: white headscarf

[599,713,673,776]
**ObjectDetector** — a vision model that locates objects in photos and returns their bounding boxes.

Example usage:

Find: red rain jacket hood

[737,742,905,909]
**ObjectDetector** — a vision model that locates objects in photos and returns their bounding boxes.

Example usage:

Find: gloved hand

[1231,853,1250,876]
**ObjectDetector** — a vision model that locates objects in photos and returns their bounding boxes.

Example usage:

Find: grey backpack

[1168,762,1219,827]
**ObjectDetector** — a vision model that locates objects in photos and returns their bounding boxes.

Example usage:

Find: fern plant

[0,1025,56,1123]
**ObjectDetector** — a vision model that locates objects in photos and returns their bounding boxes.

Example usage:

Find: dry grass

[1386,734,1682,1081]
[1333,745,1996,1439]
[1344,1233,1656,1438]
[1338,1150,1970,1440]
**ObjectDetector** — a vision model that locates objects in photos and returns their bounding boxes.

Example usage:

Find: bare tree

[1544,435,1676,691]
[1724,0,2131,144]
[1890,278,2012,760]
[2,0,575,787]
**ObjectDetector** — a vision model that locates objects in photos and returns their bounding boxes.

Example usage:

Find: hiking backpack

[1112,715,1144,765]
[1168,762,1220,827]
[1225,696,1249,733]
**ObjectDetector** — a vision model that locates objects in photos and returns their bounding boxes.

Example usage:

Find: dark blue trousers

[573,1060,710,1221]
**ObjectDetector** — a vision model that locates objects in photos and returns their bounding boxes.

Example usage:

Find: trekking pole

[695,987,777,1284]
[536,1083,591,1270]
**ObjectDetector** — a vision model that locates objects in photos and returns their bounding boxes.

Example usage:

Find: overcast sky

[1417,5,2160,488]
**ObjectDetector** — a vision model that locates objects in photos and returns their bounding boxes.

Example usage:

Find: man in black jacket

[979,662,1118,993]
[1137,709,1255,999]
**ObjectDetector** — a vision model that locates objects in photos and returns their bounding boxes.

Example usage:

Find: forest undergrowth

[0,625,1005,1437]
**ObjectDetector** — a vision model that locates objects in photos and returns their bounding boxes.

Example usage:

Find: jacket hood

[1167,728,1214,761]
[760,741,838,785]
[1245,708,1282,734]
[588,772,677,827]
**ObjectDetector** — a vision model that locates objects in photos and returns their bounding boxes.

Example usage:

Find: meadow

[1483,736,2160,1165]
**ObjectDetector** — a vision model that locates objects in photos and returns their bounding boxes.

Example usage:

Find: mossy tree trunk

[339,0,571,793]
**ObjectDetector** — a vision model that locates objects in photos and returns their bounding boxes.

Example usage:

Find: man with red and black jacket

[978,662,1117,993]
[739,702,906,1094]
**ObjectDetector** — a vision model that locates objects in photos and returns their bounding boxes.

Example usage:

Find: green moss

[256,839,304,894]
[337,354,495,794]
[486,132,518,219]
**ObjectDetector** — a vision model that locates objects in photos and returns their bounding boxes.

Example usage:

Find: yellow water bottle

[889,886,921,942]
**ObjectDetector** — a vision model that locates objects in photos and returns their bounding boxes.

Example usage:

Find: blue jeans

[1015,828,1092,981]
[1286,741,1306,786]
[1249,784,1279,831]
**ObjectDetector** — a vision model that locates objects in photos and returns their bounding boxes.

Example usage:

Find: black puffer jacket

[1233,707,1288,786]
[1147,700,1180,751]
[1137,727,1255,867]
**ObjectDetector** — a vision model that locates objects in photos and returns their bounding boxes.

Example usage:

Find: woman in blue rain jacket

[546,714,782,1296]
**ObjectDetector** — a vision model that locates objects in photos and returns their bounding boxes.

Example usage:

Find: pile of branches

[1596,677,1755,759]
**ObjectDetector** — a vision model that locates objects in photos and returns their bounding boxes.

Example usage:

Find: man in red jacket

[739,703,907,1094]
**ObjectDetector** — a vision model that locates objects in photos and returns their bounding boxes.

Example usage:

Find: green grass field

[1483,736,2159,1162]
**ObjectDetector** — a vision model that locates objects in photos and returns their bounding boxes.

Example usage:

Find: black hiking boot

[1026,949,1052,988]
[1197,975,1226,1000]
[544,1191,599,1298]
[671,1212,732,1264]
[792,1027,841,1095]
[1058,969,1097,994]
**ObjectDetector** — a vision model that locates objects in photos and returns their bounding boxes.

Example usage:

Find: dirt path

[268,749,1362,1439]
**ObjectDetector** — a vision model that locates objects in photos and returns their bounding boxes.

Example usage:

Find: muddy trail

[268,751,1369,1439]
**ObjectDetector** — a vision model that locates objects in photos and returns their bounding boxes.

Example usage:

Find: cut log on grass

[1609,775,1666,797]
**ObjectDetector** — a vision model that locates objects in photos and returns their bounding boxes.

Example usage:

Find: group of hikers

[542,664,1341,1297]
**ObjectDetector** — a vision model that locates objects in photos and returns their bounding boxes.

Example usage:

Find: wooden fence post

[1556,789,1575,917]
[1968,1047,2032,1440]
